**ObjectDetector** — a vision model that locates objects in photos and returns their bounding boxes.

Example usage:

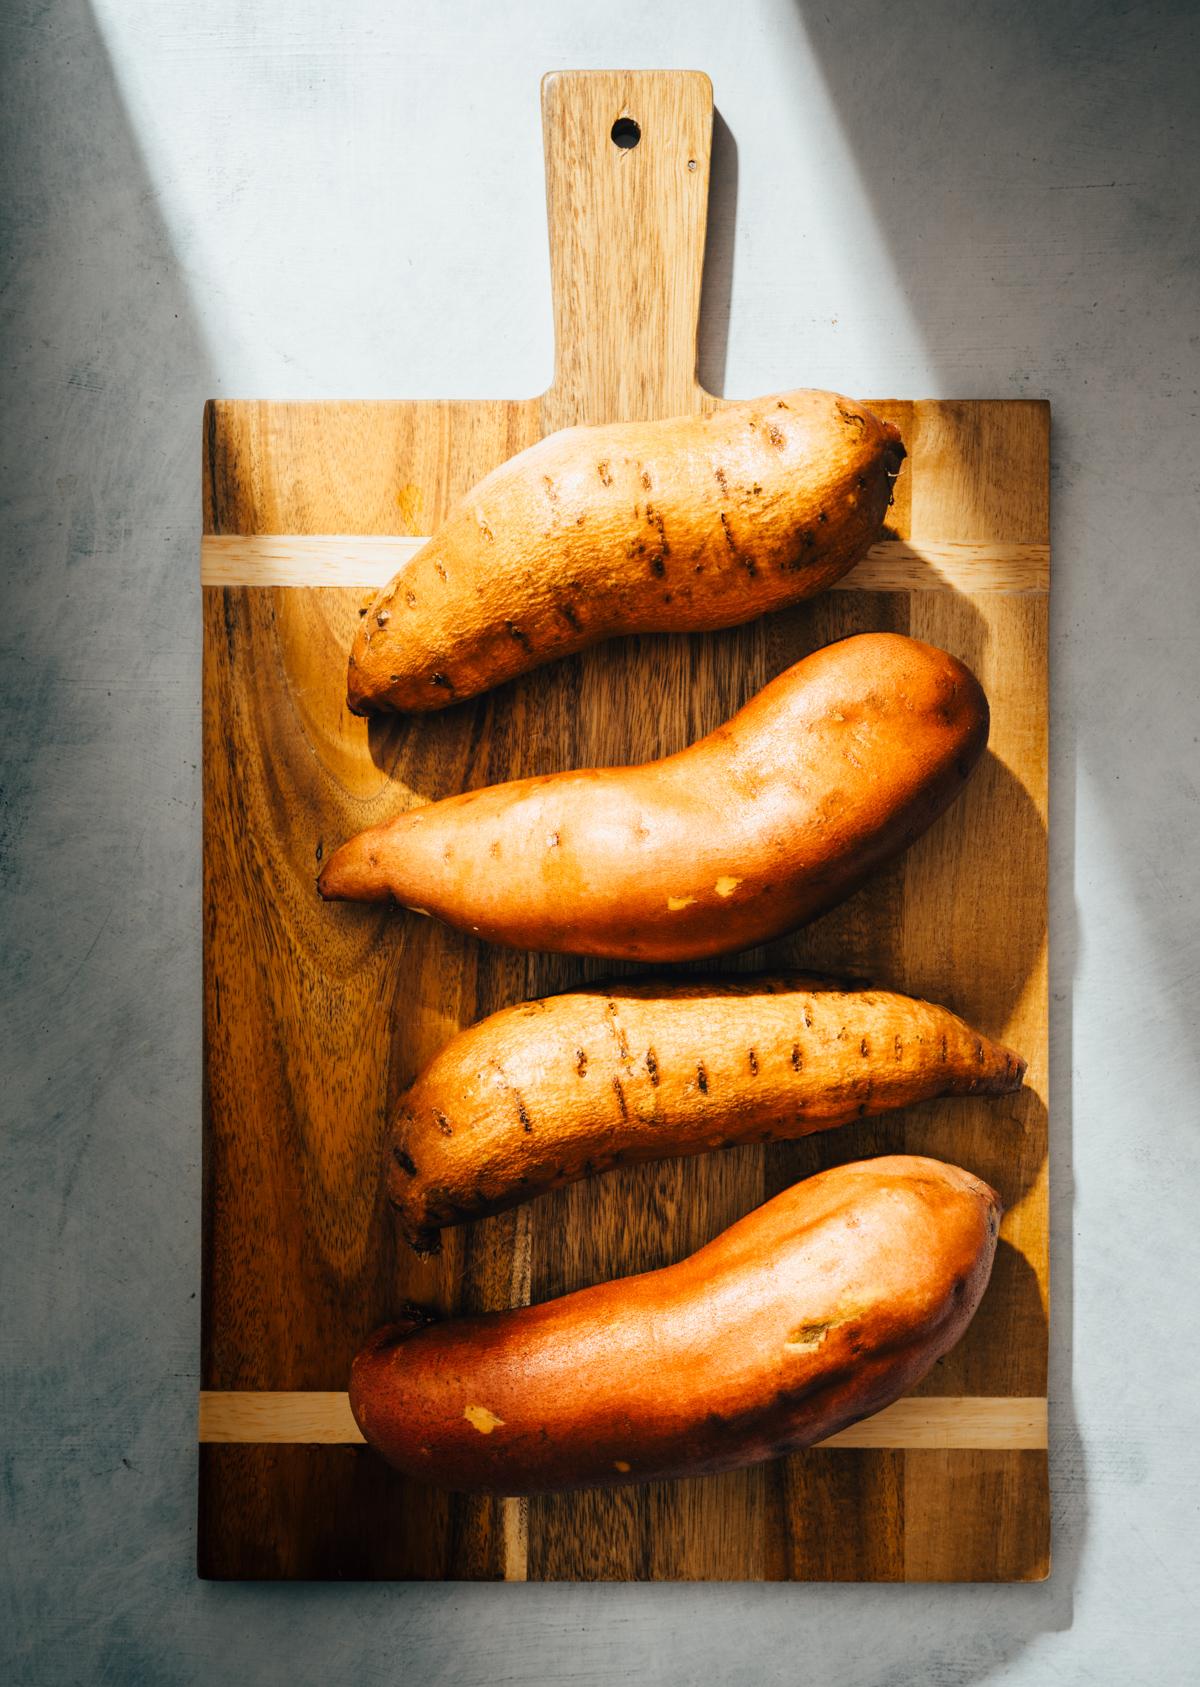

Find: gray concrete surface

[3,2,1198,1682]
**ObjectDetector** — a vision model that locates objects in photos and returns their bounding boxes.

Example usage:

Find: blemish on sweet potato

[785,1319,832,1351]
[463,1405,504,1434]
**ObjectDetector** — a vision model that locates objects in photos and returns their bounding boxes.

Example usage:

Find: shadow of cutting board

[200,70,1049,1581]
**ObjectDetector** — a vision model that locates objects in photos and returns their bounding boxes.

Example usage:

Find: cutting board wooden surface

[200,70,1049,1581]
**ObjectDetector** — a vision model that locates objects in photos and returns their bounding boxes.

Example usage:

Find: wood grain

[199,533,1049,593]
[201,68,1048,1581]
[539,70,714,432]
[201,1391,364,1444]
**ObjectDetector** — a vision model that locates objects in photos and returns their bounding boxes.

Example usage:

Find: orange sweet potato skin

[386,973,1026,1252]
[318,632,989,961]
[350,1156,1001,1495]
[346,390,905,714]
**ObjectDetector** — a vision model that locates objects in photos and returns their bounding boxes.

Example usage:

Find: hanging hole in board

[611,117,641,150]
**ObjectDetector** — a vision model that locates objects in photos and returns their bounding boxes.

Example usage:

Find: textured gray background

[3,1,1198,1682]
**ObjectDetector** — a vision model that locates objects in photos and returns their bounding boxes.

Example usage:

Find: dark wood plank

[765,1452,905,1582]
[198,1444,453,1581]
[903,1452,1051,1582]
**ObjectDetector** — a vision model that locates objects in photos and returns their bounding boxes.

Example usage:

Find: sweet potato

[346,390,905,714]
[350,1155,1001,1494]
[386,972,1025,1253]
[318,632,989,961]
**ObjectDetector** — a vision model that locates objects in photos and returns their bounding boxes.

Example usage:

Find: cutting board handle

[540,69,714,433]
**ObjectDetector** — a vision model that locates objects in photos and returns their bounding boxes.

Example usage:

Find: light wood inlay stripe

[197,1392,1047,1449]
[202,534,425,590]
[816,1396,1047,1449]
[836,540,1049,595]
[200,1391,365,1445]
[199,535,1049,594]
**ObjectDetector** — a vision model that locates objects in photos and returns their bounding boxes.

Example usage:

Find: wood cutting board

[199,69,1049,1581]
